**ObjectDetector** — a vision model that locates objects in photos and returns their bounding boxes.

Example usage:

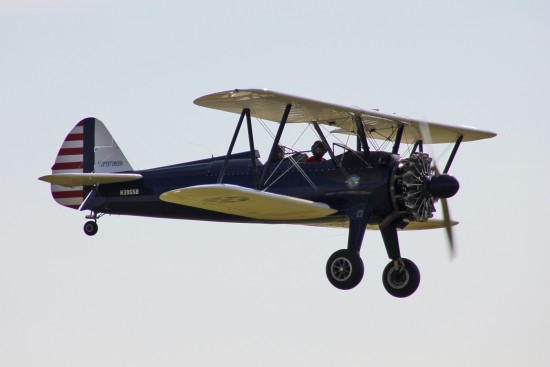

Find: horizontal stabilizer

[160,184,338,220]
[39,173,142,188]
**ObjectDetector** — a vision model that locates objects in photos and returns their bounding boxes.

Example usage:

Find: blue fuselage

[83,151,398,225]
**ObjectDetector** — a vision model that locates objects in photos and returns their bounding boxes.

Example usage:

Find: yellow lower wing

[160,184,338,220]
[301,219,459,230]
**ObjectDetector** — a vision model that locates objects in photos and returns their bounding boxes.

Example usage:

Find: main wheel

[83,221,98,236]
[326,249,364,290]
[382,258,420,298]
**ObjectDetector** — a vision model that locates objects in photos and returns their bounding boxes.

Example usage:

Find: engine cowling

[393,153,459,222]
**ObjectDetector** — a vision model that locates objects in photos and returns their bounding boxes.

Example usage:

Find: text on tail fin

[49,117,133,209]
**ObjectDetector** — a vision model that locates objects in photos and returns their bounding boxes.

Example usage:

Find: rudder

[50,117,133,209]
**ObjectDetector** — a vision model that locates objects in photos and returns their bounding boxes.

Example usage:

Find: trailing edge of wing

[159,184,338,220]
[39,173,143,187]
[194,89,496,144]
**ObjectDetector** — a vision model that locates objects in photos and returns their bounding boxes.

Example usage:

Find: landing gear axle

[382,258,420,298]
[326,249,364,290]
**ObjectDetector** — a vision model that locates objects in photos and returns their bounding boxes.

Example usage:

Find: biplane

[39,89,496,297]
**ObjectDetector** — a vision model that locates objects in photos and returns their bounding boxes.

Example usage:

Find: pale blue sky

[1,1,549,366]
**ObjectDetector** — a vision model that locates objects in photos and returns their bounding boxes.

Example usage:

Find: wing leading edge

[194,89,496,144]
[160,184,338,220]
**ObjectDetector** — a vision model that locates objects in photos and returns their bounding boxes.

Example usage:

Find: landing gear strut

[380,225,420,297]
[326,205,368,290]
[326,212,421,296]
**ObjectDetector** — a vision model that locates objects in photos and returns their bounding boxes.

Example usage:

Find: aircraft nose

[428,174,460,199]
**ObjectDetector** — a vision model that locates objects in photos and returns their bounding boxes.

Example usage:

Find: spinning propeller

[417,122,460,258]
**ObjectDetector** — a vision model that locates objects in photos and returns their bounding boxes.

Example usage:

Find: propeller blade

[440,198,455,259]
[419,121,456,258]
[417,121,440,176]
[417,120,433,145]
[433,163,441,177]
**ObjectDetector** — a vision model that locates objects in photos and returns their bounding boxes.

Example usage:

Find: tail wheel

[326,249,364,290]
[83,221,98,236]
[382,258,420,298]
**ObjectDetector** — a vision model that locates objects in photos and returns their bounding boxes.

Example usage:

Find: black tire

[83,221,98,236]
[326,249,364,290]
[382,258,420,298]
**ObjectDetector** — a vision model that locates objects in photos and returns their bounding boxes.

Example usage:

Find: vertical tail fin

[50,117,133,209]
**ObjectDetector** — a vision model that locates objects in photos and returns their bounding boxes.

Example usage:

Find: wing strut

[411,140,423,155]
[354,115,371,159]
[443,135,463,174]
[391,124,405,154]
[217,109,246,184]
[217,108,259,186]
[245,109,259,188]
[259,103,292,189]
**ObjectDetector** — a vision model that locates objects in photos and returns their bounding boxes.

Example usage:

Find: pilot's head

[311,140,327,159]
[274,145,284,161]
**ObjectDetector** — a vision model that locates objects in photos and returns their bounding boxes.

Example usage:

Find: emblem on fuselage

[345,174,361,189]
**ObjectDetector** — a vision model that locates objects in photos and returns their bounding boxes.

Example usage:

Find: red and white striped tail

[51,120,86,209]
[49,117,133,210]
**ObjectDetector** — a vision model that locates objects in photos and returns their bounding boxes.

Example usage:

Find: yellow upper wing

[194,89,496,144]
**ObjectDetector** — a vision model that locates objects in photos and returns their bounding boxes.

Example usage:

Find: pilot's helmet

[311,140,327,153]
